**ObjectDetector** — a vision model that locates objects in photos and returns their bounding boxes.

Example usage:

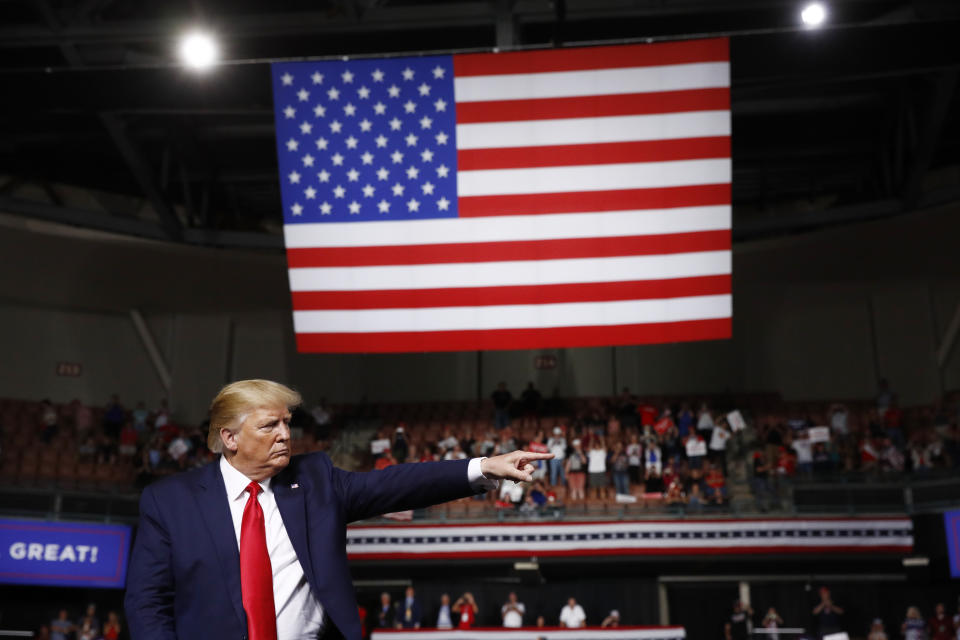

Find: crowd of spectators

[37,604,122,640]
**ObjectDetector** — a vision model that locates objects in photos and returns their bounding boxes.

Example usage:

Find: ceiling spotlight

[179,31,218,71]
[801,2,827,27]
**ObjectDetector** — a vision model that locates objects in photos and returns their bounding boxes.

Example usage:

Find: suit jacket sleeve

[332,458,476,523]
[124,485,177,640]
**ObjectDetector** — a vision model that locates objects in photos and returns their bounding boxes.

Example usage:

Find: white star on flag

[376,167,389,180]
[419,116,433,129]
[348,200,361,214]
[359,119,372,132]
[375,135,388,148]
[402,67,414,80]
[333,185,346,198]
[406,166,419,179]
[319,201,332,214]
[332,153,344,166]
[418,83,431,96]
[358,86,370,99]
[288,171,301,184]
[346,136,359,149]
[372,69,384,82]
[347,169,360,182]
[432,66,445,79]
[318,170,331,182]
[406,198,420,212]
[313,104,325,117]
[286,139,299,151]
[341,70,354,83]
[437,196,450,211]
[373,102,387,115]
[387,85,400,98]
[311,72,323,84]
[283,106,295,118]
[377,199,390,213]
[327,87,340,100]
[403,101,416,114]
[405,133,418,147]
[297,88,309,102]
[436,164,450,178]
[315,137,328,150]
[299,122,312,134]
[302,154,315,167]
[390,150,403,164]
[291,202,302,215]
[434,99,447,112]
[362,184,375,197]
[361,152,374,165]
[330,120,343,133]
[389,118,402,131]
[435,132,448,145]
[281,73,293,85]
[304,186,317,199]
[344,103,357,116]
[391,183,404,196]
[421,149,434,162]
[421,181,435,195]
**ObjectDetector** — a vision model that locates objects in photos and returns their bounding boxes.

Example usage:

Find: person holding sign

[124,379,551,640]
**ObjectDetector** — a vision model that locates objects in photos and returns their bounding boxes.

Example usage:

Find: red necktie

[240,481,277,640]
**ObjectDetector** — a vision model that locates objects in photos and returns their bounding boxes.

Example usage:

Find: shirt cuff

[467,457,499,493]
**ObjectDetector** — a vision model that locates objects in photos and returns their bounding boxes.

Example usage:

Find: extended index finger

[514,451,554,459]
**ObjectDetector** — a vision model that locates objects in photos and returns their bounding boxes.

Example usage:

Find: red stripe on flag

[286,230,730,268]
[458,137,730,171]
[457,184,730,217]
[296,318,732,353]
[453,38,729,77]
[291,275,731,310]
[455,88,730,124]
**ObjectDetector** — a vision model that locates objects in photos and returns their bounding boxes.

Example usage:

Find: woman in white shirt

[587,437,609,500]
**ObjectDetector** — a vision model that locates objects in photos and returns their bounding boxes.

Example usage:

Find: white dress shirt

[220,456,496,640]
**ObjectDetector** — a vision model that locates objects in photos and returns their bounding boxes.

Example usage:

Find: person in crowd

[626,432,643,484]
[132,401,149,433]
[34,625,50,640]
[501,592,526,628]
[566,439,587,501]
[392,426,409,465]
[521,382,542,416]
[377,592,393,628]
[610,440,630,496]
[697,403,715,432]
[559,597,586,628]
[394,586,421,629]
[867,617,888,640]
[664,477,686,506]
[153,398,170,430]
[452,593,479,629]
[929,603,953,640]
[103,394,125,440]
[528,431,550,482]
[705,463,728,505]
[102,611,121,640]
[601,610,620,628]
[40,399,58,443]
[436,594,454,630]
[687,482,704,512]
[78,604,100,638]
[877,378,893,416]
[725,600,753,640]
[901,606,925,640]
[444,443,467,461]
[792,429,814,476]
[50,610,73,640]
[535,615,546,628]
[587,436,609,500]
[547,426,567,487]
[492,382,513,430]
[752,449,773,511]
[374,449,397,470]
[952,599,960,640]
[812,587,844,638]
[762,607,784,640]
[709,419,731,475]
[685,429,707,470]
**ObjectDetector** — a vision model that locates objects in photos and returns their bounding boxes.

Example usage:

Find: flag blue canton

[272,56,458,224]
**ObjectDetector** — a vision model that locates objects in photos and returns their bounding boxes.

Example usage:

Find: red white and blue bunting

[347,518,912,559]
[372,627,686,640]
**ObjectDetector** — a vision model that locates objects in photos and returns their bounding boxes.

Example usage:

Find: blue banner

[947,510,960,579]
[0,518,131,588]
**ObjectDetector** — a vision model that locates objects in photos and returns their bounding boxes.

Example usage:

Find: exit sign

[533,355,557,370]
[55,362,82,377]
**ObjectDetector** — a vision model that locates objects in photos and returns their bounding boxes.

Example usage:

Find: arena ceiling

[0,0,958,249]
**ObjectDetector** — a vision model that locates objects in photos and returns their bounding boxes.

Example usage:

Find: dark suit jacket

[124,453,476,640]
[394,599,422,629]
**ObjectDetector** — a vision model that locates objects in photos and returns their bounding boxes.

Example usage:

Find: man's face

[936,604,944,616]
[441,594,450,605]
[568,598,576,608]
[222,406,292,480]
[509,592,517,603]
[58,610,67,620]
[381,593,390,605]
[406,587,415,599]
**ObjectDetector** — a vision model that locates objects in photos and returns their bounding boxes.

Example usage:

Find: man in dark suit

[124,379,550,640]
[393,586,421,629]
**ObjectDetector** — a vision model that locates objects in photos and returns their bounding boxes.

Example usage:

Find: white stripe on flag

[292,294,732,333]
[287,250,731,291]
[457,158,731,197]
[453,62,730,102]
[283,206,731,249]
[455,111,730,149]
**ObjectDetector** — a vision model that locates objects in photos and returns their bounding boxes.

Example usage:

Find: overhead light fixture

[179,30,219,71]
[801,2,827,27]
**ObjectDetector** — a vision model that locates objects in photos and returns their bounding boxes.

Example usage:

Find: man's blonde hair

[207,379,302,453]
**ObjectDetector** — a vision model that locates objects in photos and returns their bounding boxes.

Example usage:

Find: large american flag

[271,38,731,353]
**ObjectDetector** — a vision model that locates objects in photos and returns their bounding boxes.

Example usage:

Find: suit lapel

[273,473,318,593]
[194,459,247,628]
